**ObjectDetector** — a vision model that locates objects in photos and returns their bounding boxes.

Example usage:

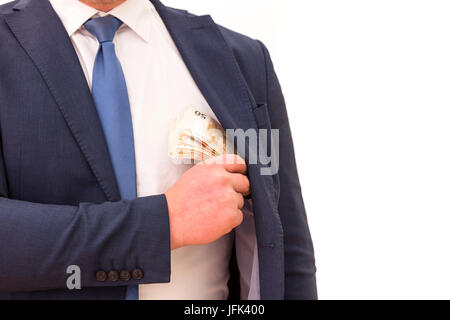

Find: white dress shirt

[49,0,260,300]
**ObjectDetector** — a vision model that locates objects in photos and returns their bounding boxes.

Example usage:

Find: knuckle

[242,176,250,190]
[235,210,244,226]
[225,209,237,223]
[217,173,230,186]
[223,191,236,205]
[237,194,244,208]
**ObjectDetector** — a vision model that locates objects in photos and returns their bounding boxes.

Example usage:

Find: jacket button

[131,268,144,280]
[95,270,107,282]
[120,270,131,281]
[108,270,119,282]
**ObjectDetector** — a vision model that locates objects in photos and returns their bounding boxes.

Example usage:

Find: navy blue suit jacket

[0,0,317,299]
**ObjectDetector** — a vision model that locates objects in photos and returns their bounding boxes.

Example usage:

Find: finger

[230,173,251,196]
[222,154,247,174]
[235,192,245,209]
[202,155,247,174]
[232,209,244,228]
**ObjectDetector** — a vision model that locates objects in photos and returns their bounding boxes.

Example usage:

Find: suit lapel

[4,0,121,201]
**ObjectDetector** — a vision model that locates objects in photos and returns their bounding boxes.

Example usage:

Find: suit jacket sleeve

[258,41,318,299]
[0,136,171,292]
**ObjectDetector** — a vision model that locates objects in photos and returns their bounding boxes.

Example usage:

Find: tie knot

[84,16,123,43]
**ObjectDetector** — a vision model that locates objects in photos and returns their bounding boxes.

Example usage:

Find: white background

[3,0,450,299]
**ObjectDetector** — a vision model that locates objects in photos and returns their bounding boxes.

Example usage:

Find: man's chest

[71,28,221,196]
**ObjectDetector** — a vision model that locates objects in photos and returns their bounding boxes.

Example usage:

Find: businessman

[0,0,317,299]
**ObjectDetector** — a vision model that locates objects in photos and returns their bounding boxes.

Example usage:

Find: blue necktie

[84,16,138,300]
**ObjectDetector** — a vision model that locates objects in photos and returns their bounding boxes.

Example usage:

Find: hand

[165,154,251,250]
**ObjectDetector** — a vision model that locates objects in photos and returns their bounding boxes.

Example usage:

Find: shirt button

[131,268,144,280]
[95,270,107,282]
[120,270,131,281]
[108,270,119,282]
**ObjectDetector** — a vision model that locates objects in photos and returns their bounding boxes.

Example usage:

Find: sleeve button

[108,270,119,282]
[120,269,131,281]
[95,270,107,282]
[131,268,144,280]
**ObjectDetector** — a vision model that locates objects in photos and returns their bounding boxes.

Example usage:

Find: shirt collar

[49,0,153,43]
